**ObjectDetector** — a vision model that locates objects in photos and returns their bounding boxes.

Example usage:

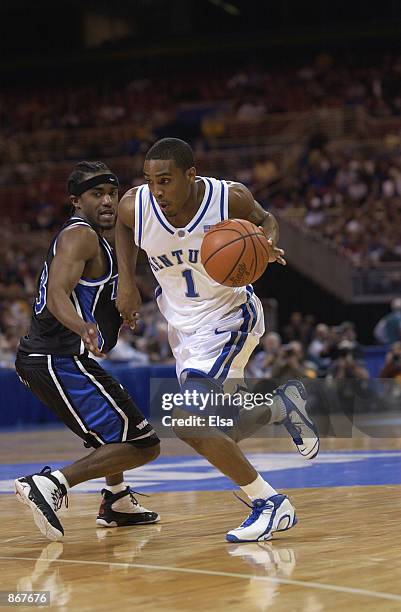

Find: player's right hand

[116,285,142,330]
[81,322,106,358]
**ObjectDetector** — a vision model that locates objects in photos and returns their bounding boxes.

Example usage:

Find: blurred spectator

[326,340,369,381]
[308,323,329,358]
[307,323,332,371]
[282,312,314,346]
[270,341,318,385]
[0,330,19,368]
[282,312,304,343]
[106,326,149,365]
[374,298,401,344]
[326,339,370,415]
[379,341,401,382]
[247,331,282,378]
[145,321,174,364]
[236,99,266,122]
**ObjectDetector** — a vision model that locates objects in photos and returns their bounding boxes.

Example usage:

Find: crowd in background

[247,315,366,381]
[1,53,401,268]
[2,51,401,141]
[1,51,401,185]
[2,51,401,375]
[276,143,401,267]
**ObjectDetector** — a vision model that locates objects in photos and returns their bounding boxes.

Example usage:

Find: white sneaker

[15,466,67,541]
[226,494,297,543]
[96,487,160,527]
[275,380,320,459]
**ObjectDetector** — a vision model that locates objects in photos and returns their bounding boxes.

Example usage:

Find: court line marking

[1,556,401,603]
[2,537,25,543]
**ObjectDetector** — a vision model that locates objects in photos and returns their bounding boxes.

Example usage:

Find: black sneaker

[96,487,160,527]
[15,466,68,541]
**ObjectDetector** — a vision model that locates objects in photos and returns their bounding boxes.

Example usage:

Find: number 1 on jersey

[182,269,199,297]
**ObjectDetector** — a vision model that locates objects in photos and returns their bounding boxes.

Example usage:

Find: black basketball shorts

[15,352,159,449]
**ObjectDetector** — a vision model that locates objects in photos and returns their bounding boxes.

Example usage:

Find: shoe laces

[128,489,149,508]
[234,493,273,528]
[51,488,68,511]
[40,466,68,511]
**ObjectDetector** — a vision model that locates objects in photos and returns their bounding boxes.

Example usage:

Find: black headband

[69,173,119,196]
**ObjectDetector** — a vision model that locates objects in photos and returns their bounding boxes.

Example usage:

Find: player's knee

[140,442,160,463]
[141,442,160,463]
[172,419,215,449]
[171,407,198,442]
[172,420,201,444]
[126,436,160,464]
[172,422,193,441]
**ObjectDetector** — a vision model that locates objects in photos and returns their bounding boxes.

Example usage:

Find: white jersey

[134,177,252,333]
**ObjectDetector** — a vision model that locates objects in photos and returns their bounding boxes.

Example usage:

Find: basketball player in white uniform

[116,138,319,542]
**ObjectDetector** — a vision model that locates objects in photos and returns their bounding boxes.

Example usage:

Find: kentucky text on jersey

[148,249,200,271]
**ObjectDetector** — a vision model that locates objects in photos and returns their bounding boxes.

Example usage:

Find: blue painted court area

[1,451,401,494]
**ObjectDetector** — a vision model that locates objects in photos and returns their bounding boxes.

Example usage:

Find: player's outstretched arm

[46,226,106,357]
[115,188,141,329]
[228,182,286,265]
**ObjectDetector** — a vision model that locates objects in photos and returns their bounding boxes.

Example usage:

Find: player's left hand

[81,322,106,358]
[258,227,286,265]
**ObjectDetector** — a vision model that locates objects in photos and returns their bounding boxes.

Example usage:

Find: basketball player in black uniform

[14,161,160,541]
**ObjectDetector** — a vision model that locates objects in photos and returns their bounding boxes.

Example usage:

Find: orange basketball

[201,219,270,287]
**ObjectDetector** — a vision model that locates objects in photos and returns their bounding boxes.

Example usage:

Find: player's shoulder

[121,185,141,201]
[119,185,148,212]
[201,176,248,197]
[226,180,251,195]
[227,181,253,208]
[57,222,99,258]
[118,185,145,227]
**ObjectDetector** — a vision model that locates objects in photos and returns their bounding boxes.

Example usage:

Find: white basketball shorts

[168,294,265,390]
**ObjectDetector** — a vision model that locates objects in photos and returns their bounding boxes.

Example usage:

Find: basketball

[200,219,270,287]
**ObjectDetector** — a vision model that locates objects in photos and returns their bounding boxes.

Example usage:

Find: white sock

[105,482,127,495]
[241,474,278,501]
[51,470,70,490]
[269,394,287,423]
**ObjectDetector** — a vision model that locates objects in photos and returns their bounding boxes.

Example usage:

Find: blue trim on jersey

[217,301,256,382]
[49,355,101,440]
[74,285,104,349]
[155,285,162,300]
[187,179,214,233]
[149,192,175,235]
[247,294,258,324]
[207,298,257,382]
[52,356,124,443]
[74,285,98,324]
[219,181,225,221]
[217,304,251,382]
[208,330,237,378]
[138,186,144,247]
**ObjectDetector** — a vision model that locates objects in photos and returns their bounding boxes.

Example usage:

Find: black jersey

[19,216,121,356]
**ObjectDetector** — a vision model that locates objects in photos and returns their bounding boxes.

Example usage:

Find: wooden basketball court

[1,429,401,610]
